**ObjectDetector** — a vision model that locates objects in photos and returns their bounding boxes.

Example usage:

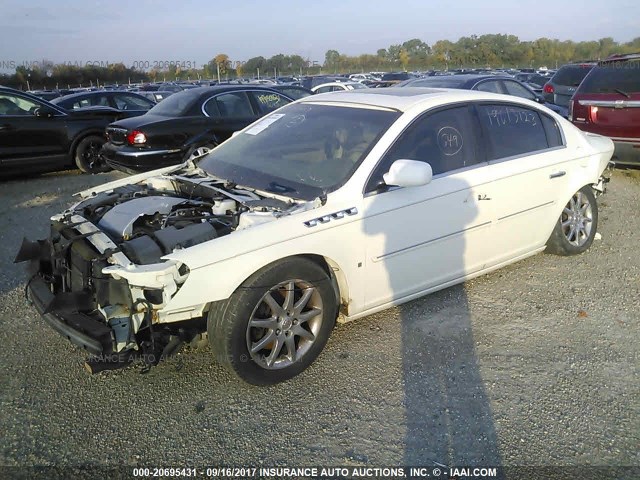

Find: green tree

[324,49,340,72]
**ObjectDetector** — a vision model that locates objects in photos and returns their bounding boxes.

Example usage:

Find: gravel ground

[0,168,638,478]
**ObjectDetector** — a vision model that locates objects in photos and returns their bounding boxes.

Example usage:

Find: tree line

[2,34,638,90]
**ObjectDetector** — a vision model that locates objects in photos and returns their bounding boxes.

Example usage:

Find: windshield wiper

[614,88,631,98]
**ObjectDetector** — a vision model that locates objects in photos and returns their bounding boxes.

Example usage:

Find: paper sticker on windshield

[244,113,285,135]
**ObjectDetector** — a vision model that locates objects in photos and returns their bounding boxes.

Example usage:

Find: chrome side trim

[111,148,182,157]
[497,200,554,221]
[578,100,640,108]
[374,221,492,261]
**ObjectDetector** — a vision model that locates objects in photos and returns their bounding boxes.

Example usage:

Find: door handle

[550,171,566,179]
[477,194,492,201]
[0,124,14,131]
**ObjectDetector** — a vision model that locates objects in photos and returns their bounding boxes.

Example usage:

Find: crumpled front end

[16,214,190,370]
[16,166,310,372]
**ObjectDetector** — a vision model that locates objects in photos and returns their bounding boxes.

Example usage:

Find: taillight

[127,130,147,145]
[588,106,598,123]
[568,100,574,121]
[543,83,554,94]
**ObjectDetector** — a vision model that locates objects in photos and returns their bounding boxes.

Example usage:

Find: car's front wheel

[546,185,598,255]
[74,135,110,173]
[208,258,337,385]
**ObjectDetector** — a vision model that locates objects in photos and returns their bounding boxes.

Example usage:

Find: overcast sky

[1,0,638,72]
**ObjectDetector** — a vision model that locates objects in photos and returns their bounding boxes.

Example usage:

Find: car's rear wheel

[74,135,110,173]
[185,143,216,162]
[208,258,336,385]
[546,185,598,255]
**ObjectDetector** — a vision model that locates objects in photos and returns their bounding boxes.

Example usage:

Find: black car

[51,91,156,116]
[0,86,136,176]
[270,84,313,100]
[102,85,295,174]
[398,74,569,117]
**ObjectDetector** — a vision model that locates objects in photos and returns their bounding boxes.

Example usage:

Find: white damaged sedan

[18,88,613,384]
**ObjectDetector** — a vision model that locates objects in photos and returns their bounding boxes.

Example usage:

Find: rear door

[202,91,257,142]
[476,102,569,263]
[248,90,292,116]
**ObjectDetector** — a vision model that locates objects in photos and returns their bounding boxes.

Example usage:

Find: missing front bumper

[27,276,114,356]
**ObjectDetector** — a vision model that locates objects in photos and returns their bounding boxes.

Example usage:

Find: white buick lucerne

[18,88,613,384]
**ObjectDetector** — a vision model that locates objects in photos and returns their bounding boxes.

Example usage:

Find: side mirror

[383,159,433,188]
[34,106,57,118]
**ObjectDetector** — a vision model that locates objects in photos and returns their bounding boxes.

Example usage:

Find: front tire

[546,185,598,256]
[74,135,110,173]
[208,258,336,385]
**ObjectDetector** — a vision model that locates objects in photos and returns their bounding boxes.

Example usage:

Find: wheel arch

[69,129,106,158]
[200,253,350,320]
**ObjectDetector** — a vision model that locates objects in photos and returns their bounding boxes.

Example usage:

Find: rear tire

[74,135,110,173]
[546,185,598,256]
[207,258,336,385]
[185,143,216,162]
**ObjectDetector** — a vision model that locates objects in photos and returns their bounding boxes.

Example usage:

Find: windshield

[146,88,201,116]
[198,103,401,200]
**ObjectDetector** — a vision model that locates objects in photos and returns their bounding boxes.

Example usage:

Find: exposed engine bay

[76,172,297,265]
[15,166,312,372]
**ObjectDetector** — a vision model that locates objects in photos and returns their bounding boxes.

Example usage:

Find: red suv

[569,53,640,165]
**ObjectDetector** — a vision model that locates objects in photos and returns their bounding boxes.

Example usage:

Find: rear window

[147,88,201,116]
[403,78,464,88]
[382,73,410,81]
[578,60,640,94]
[551,65,594,87]
[477,104,553,160]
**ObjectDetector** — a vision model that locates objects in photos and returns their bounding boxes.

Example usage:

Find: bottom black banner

[0,465,638,480]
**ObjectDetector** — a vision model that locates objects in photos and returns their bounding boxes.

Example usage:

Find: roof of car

[298,87,473,111]
[51,90,147,103]
[0,85,58,104]
[313,81,363,88]
[183,85,290,95]
[601,52,640,63]
[298,87,548,113]
[410,74,510,84]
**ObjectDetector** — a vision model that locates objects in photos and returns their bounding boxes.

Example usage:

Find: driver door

[360,105,495,309]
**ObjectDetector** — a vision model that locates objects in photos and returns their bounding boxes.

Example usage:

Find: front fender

[162,219,365,317]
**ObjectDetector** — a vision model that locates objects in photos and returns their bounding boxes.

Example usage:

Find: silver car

[542,63,596,107]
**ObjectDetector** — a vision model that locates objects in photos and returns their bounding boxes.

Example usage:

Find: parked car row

[1,53,637,178]
[0,85,298,176]
[567,53,640,165]
[102,85,296,174]
[0,86,143,175]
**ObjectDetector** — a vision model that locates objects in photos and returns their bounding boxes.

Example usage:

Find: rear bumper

[101,143,184,174]
[611,140,640,165]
